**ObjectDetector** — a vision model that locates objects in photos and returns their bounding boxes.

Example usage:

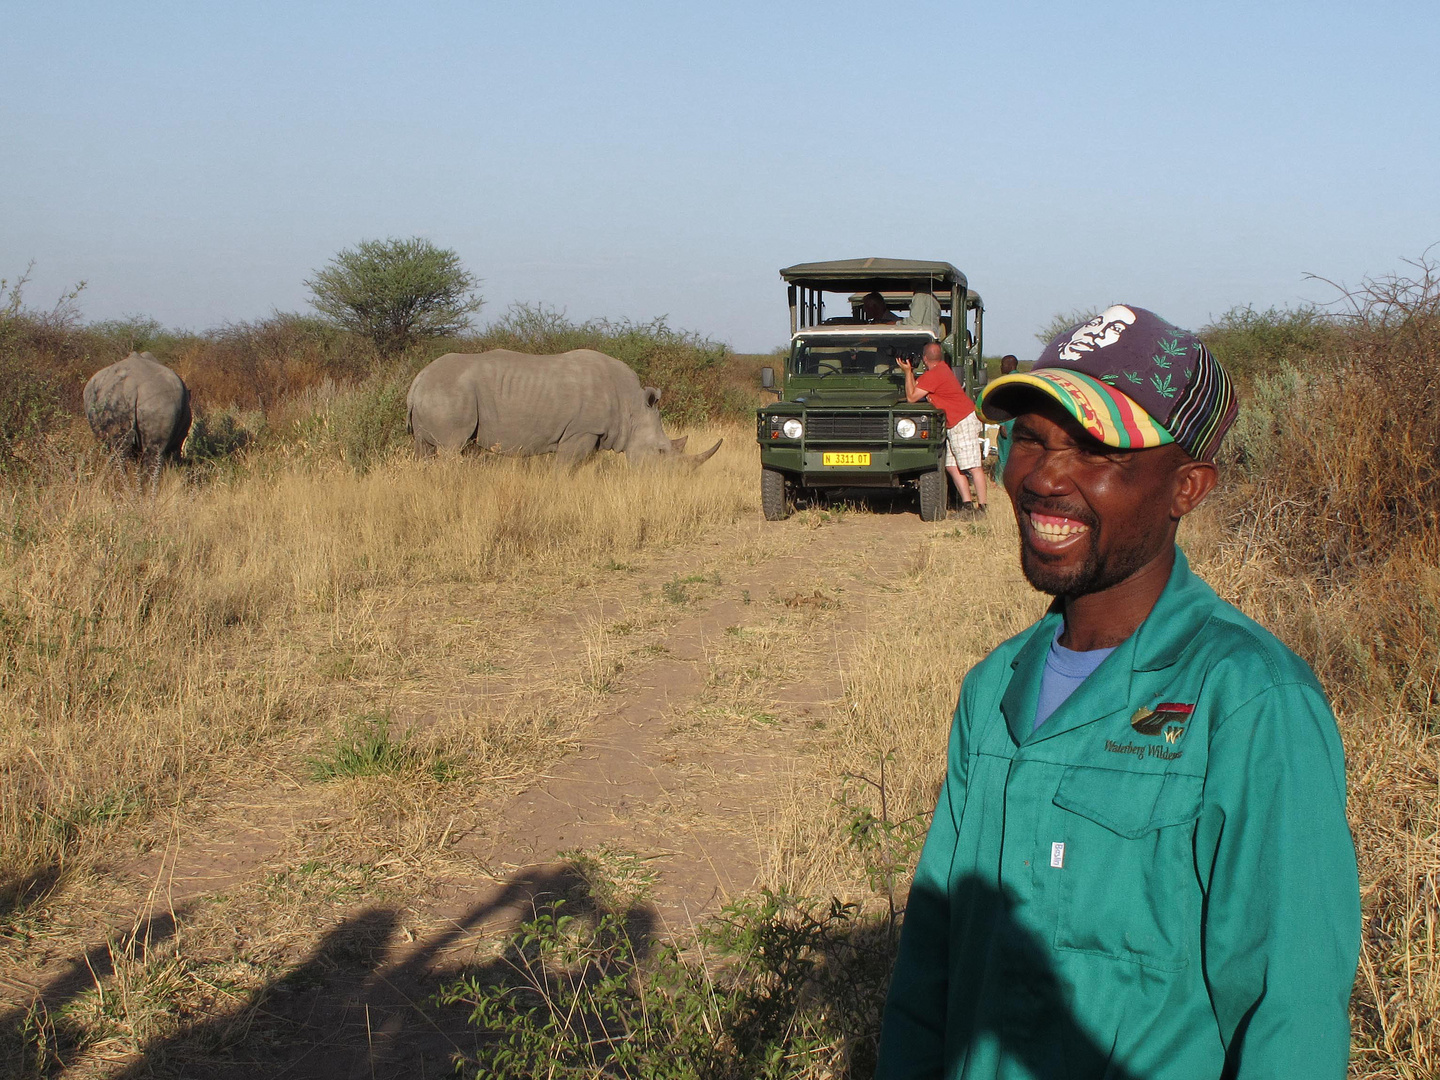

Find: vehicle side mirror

[761,367,775,389]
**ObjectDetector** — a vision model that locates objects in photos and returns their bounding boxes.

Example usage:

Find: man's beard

[1017,500,1157,598]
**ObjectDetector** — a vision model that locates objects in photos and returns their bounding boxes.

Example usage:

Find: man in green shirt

[876,306,1360,1080]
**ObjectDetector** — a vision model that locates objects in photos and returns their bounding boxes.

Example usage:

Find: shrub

[1199,305,1342,387]
[0,268,89,467]
[306,237,483,357]
[1218,261,1440,584]
[287,363,416,472]
[175,313,375,415]
[1199,253,1440,1070]
[440,888,895,1080]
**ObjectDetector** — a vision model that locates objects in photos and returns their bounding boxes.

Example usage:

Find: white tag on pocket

[1050,842,1065,869]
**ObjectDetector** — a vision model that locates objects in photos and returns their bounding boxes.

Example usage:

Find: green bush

[326,366,415,472]
[182,408,258,481]
[1198,305,1342,387]
[439,888,895,1080]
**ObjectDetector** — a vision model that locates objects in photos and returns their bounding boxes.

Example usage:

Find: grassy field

[1,273,1438,1076]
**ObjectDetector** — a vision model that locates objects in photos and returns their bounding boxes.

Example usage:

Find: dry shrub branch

[1192,257,1440,1077]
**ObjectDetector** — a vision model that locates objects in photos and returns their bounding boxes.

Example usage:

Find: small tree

[1035,306,1100,345]
[305,237,482,356]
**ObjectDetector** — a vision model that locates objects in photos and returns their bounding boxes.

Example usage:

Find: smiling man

[876,307,1360,1079]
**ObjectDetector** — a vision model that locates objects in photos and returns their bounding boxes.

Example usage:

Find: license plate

[822,452,871,466]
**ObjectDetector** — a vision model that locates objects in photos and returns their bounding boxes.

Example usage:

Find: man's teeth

[1030,514,1088,540]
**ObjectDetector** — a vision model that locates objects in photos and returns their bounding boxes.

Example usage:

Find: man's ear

[1171,459,1218,519]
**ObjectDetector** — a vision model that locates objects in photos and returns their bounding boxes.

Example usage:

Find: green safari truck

[757,258,986,521]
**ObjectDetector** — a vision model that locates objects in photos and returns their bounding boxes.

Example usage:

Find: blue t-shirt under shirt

[1034,626,1116,731]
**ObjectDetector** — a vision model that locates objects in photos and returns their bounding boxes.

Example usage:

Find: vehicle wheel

[917,467,946,521]
[761,468,790,521]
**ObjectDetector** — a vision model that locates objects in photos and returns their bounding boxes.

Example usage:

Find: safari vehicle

[757,258,985,521]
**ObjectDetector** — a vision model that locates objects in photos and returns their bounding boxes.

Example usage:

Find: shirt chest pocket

[1050,766,1203,972]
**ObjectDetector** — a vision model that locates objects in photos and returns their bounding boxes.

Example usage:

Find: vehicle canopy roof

[779,257,966,294]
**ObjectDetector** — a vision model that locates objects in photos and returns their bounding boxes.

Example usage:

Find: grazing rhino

[406,349,722,466]
[83,351,192,481]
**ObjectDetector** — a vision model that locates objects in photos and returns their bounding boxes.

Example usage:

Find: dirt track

[2,496,974,1078]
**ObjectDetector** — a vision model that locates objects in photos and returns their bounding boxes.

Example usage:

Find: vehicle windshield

[791,335,928,377]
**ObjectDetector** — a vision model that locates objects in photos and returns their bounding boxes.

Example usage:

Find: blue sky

[2,1,1436,355]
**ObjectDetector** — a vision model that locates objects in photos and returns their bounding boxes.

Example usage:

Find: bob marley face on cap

[1059,305,1138,362]
[979,304,1239,462]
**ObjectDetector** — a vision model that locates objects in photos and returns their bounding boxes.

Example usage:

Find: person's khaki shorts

[945,413,983,470]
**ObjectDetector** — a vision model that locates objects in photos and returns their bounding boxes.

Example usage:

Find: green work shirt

[877,548,1360,1080]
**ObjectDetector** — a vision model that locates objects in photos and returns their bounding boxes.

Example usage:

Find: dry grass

[0,424,755,918]
[752,513,1042,901]
[3,263,1438,1076]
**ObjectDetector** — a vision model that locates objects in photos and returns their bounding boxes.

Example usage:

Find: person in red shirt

[898,342,987,512]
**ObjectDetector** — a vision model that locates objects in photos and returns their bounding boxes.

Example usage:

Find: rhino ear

[644,387,662,409]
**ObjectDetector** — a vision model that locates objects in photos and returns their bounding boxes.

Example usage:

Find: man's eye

[1078,445,1125,464]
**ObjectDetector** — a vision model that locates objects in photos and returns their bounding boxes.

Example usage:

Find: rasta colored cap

[979,305,1238,461]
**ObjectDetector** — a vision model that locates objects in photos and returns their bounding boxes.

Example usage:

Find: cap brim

[979,369,1174,450]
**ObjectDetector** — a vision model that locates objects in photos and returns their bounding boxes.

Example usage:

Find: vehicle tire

[761,468,790,521]
[917,467,946,521]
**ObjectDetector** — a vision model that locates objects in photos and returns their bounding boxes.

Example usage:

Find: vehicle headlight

[895,417,917,439]
[782,418,804,440]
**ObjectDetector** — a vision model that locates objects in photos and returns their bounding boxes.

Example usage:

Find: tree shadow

[100,861,656,1079]
[0,904,189,1077]
[2,870,1130,1079]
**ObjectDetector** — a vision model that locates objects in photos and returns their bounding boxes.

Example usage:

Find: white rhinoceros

[406,349,721,466]
[83,351,192,481]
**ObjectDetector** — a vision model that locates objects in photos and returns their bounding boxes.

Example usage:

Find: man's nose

[1019,446,1075,496]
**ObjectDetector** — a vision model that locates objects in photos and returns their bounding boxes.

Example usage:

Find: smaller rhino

[84,352,192,482]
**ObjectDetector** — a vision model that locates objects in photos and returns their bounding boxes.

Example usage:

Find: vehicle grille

[805,414,890,441]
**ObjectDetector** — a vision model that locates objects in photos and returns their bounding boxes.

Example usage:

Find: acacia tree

[306,237,482,356]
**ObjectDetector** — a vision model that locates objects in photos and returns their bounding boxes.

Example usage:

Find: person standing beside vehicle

[898,342,986,514]
[990,354,1020,477]
[876,306,1360,1079]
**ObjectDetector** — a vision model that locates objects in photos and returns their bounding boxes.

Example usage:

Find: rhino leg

[413,434,437,460]
[555,432,600,468]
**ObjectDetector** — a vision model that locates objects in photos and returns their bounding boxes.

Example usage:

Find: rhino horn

[684,438,723,468]
[670,435,688,453]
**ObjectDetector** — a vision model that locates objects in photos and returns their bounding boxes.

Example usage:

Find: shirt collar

[999,546,1218,745]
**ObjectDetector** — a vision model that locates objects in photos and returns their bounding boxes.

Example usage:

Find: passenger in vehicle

[861,292,900,324]
[900,288,941,333]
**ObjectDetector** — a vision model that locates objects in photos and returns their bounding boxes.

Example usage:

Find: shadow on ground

[0,863,640,1079]
[3,866,1139,1079]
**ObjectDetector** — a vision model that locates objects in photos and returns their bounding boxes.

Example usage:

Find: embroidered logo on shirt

[1131,701,1195,736]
